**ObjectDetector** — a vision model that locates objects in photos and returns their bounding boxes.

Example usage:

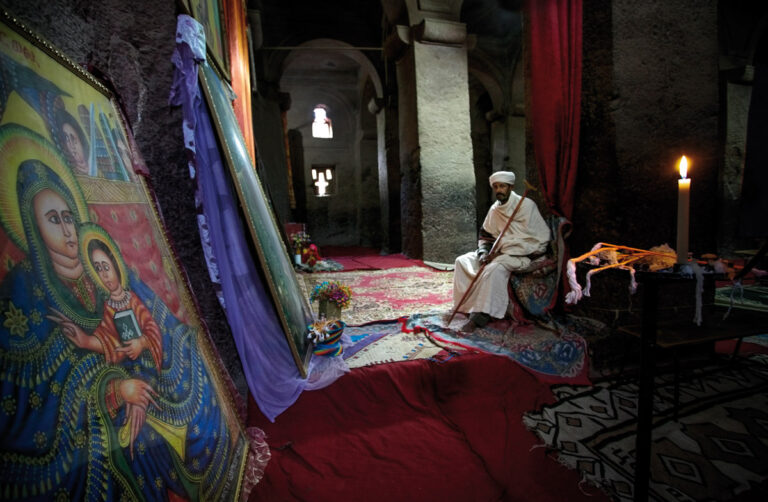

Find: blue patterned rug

[400,313,590,384]
[340,322,448,368]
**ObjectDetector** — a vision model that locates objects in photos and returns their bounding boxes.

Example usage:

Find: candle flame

[679,156,689,179]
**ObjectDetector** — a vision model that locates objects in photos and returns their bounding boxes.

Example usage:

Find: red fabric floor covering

[247,353,608,502]
[319,246,427,271]
[320,245,381,257]
[716,338,768,355]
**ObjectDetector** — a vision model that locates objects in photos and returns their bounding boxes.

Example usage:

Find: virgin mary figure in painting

[0,127,243,500]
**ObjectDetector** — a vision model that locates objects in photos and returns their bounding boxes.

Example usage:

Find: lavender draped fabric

[170,15,347,422]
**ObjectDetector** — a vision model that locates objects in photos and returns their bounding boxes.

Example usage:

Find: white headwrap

[489,171,515,186]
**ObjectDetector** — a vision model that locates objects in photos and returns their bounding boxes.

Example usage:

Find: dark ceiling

[254,0,384,50]
[253,0,521,51]
[252,0,523,89]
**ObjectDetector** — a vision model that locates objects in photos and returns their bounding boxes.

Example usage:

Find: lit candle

[676,155,690,264]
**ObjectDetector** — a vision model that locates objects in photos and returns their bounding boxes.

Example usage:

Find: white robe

[453,192,550,319]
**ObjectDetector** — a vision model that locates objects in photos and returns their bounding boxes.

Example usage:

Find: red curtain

[525,0,582,221]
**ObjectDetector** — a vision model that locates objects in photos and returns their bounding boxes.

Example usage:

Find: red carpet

[247,353,609,502]
[320,246,426,271]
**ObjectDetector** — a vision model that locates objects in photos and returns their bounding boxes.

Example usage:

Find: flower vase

[294,253,302,265]
[318,299,342,320]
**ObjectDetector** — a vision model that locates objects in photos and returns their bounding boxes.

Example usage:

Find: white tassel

[565,259,583,305]
[692,262,703,326]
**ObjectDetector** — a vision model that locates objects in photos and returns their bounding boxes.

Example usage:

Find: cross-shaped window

[311,165,336,196]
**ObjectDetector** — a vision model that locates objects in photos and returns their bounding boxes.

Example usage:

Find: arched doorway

[280,39,385,250]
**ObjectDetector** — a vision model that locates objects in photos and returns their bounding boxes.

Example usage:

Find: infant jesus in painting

[47,235,163,375]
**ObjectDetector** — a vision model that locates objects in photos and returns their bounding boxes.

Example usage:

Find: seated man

[453,171,551,331]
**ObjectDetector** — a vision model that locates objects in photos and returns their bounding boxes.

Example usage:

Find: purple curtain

[170,15,346,422]
[193,96,308,421]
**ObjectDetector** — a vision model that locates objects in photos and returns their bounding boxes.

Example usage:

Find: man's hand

[477,250,491,265]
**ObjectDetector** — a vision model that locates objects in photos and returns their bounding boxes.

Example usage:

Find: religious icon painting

[198,61,315,377]
[183,0,230,81]
[0,10,253,500]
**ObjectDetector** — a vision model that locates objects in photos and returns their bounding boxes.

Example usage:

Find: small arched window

[311,105,333,139]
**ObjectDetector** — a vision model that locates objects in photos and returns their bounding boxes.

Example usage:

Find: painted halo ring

[0,123,89,252]
[79,222,129,293]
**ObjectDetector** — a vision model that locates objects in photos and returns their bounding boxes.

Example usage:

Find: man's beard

[496,193,509,203]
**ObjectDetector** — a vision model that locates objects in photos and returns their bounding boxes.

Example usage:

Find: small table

[617,272,768,502]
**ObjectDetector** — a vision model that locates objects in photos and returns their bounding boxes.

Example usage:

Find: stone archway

[466,42,526,229]
[280,38,386,249]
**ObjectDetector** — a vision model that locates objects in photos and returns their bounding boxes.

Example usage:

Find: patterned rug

[341,323,448,369]
[715,284,768,313]
[523,354,768,501]
[744,333,768,348]
[401,313,590,384]
[300,266,454,325]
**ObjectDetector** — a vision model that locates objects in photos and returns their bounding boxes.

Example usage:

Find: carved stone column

[388,17,476,263]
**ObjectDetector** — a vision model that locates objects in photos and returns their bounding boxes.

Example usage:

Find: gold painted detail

[78,177,145,204]
[3,301,28,337]
[118,414,188,460]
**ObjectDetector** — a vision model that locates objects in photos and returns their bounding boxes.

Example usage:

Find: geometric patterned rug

[522,354,768,501]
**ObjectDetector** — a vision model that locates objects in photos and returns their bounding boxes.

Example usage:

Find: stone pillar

[383,90,402,254]
[506,116,526,182]
[721,78,752,254]
[370,97,392,252]
[357,121,381,248]
[389,18,476,263]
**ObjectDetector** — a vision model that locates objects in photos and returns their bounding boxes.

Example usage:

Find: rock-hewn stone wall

[576,0,719,256]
